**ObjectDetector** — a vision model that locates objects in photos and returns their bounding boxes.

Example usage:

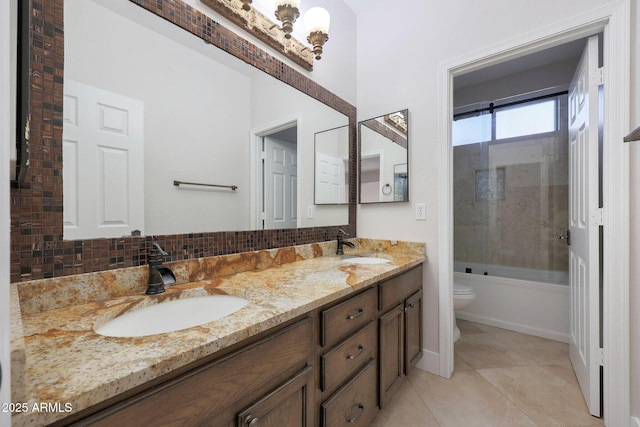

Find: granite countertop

[10,239,426,426]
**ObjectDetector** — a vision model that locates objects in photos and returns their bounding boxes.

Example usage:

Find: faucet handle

[338,228,349,236]
[152,242,169,256]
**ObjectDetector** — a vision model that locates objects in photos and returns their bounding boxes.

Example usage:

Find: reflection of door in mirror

[63,80,145,240]
[263,128,298,230]
[314,125,349,205]
[358,109,409,203]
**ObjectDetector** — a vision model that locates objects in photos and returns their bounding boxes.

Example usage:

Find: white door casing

[568,35,601,417]
[438,3,630,425]
[1,0,14,423]
[264,136,297,229]
[63,79,144,240]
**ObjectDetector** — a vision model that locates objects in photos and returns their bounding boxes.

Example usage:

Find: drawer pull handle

[408,303,415,309]
[346,308,364,320]
[346,344,364,360]
[346,403,365,423]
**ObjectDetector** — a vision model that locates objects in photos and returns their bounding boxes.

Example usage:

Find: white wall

[354,0,635,383]
[0,0,13,423]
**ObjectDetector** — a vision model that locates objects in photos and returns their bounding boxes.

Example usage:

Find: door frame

[436,1,631,425]
[250,115,301,229]
[0,0,14,422]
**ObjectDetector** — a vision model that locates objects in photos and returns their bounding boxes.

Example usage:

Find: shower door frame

[436,2,631,426]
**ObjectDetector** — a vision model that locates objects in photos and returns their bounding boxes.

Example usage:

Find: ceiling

[342,0,387,15]
[454,38,587,89]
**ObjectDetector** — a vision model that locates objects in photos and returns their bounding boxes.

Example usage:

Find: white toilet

[453,282,476,342]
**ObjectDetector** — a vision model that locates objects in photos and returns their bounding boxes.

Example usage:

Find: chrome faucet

[336,229,356,255]
[145,243,176,295]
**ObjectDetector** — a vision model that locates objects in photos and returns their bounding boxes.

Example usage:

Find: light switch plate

[416,203,426,220]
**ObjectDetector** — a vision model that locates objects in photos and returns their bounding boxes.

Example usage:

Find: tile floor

[371,320,603,427]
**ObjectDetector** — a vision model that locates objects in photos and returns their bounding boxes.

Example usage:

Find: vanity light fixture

[241,0,252,11]
[304,6,330,60]
[274,0,300,39]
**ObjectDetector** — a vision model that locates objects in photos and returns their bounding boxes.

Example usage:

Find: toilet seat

[454,283,474,296]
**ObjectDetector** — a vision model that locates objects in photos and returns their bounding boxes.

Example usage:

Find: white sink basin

[342,257,390,265]
[95,295,249,337]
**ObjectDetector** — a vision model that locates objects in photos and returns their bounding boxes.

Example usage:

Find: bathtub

[453,263,570,343]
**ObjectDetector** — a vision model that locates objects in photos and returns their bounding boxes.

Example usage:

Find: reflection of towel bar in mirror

[173,180,238,191]
[382,184,392,195]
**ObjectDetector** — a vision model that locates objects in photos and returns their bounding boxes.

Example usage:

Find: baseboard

[415,348,439,375]
[631,416,640,427]
[456,312,570,343]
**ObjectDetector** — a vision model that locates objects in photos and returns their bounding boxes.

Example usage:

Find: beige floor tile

[408,368,537,427]
[478,364,603,427]
[457,319,486,334]
[370,378,440,427]
[454,353,474,371]
[455,329,570,369]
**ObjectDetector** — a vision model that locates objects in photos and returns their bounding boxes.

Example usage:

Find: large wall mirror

[359,109,409,203]
[10,0,355,282]
[63,0,349,239]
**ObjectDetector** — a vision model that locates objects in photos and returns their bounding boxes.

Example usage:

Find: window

[495,99,556,139]
[452,114,491,146]
[453,95,560,146]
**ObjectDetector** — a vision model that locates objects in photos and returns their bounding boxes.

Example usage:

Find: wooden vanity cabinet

[377,265,423,408]
[60,263,424,427]
[317,288,379,426]
[69,317,314,427]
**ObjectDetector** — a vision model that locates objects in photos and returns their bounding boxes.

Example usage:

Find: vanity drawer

[321,359,377,427]
[321,288,377,348]
[378,265,422,312]
[321,321,376,393]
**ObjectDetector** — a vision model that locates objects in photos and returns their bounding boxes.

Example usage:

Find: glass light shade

[304,7,330,34]
[275,0,300,7]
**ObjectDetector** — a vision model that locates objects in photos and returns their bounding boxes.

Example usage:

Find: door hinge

[592,67,604,86]
[260,212,266,221]
[592,208,604,226]
[595,348,605,366]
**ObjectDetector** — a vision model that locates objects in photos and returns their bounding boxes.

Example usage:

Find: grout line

[405,375,443,427]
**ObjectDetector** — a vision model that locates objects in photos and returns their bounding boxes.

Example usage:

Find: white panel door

[264,136,297,229]
[315,152,344,204]
[568,35,600,417]
[63,80,144,239]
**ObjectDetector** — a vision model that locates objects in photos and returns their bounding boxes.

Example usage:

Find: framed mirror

[358,109,409,203]
[10,0,356,282]
[314,125,350,205]
[62,0,349,239]
[12,0,30,188]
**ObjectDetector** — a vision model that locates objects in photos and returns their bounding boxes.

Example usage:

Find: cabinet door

[238,366,314,427]
[404,289,423,374]
[378,304,404,409]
